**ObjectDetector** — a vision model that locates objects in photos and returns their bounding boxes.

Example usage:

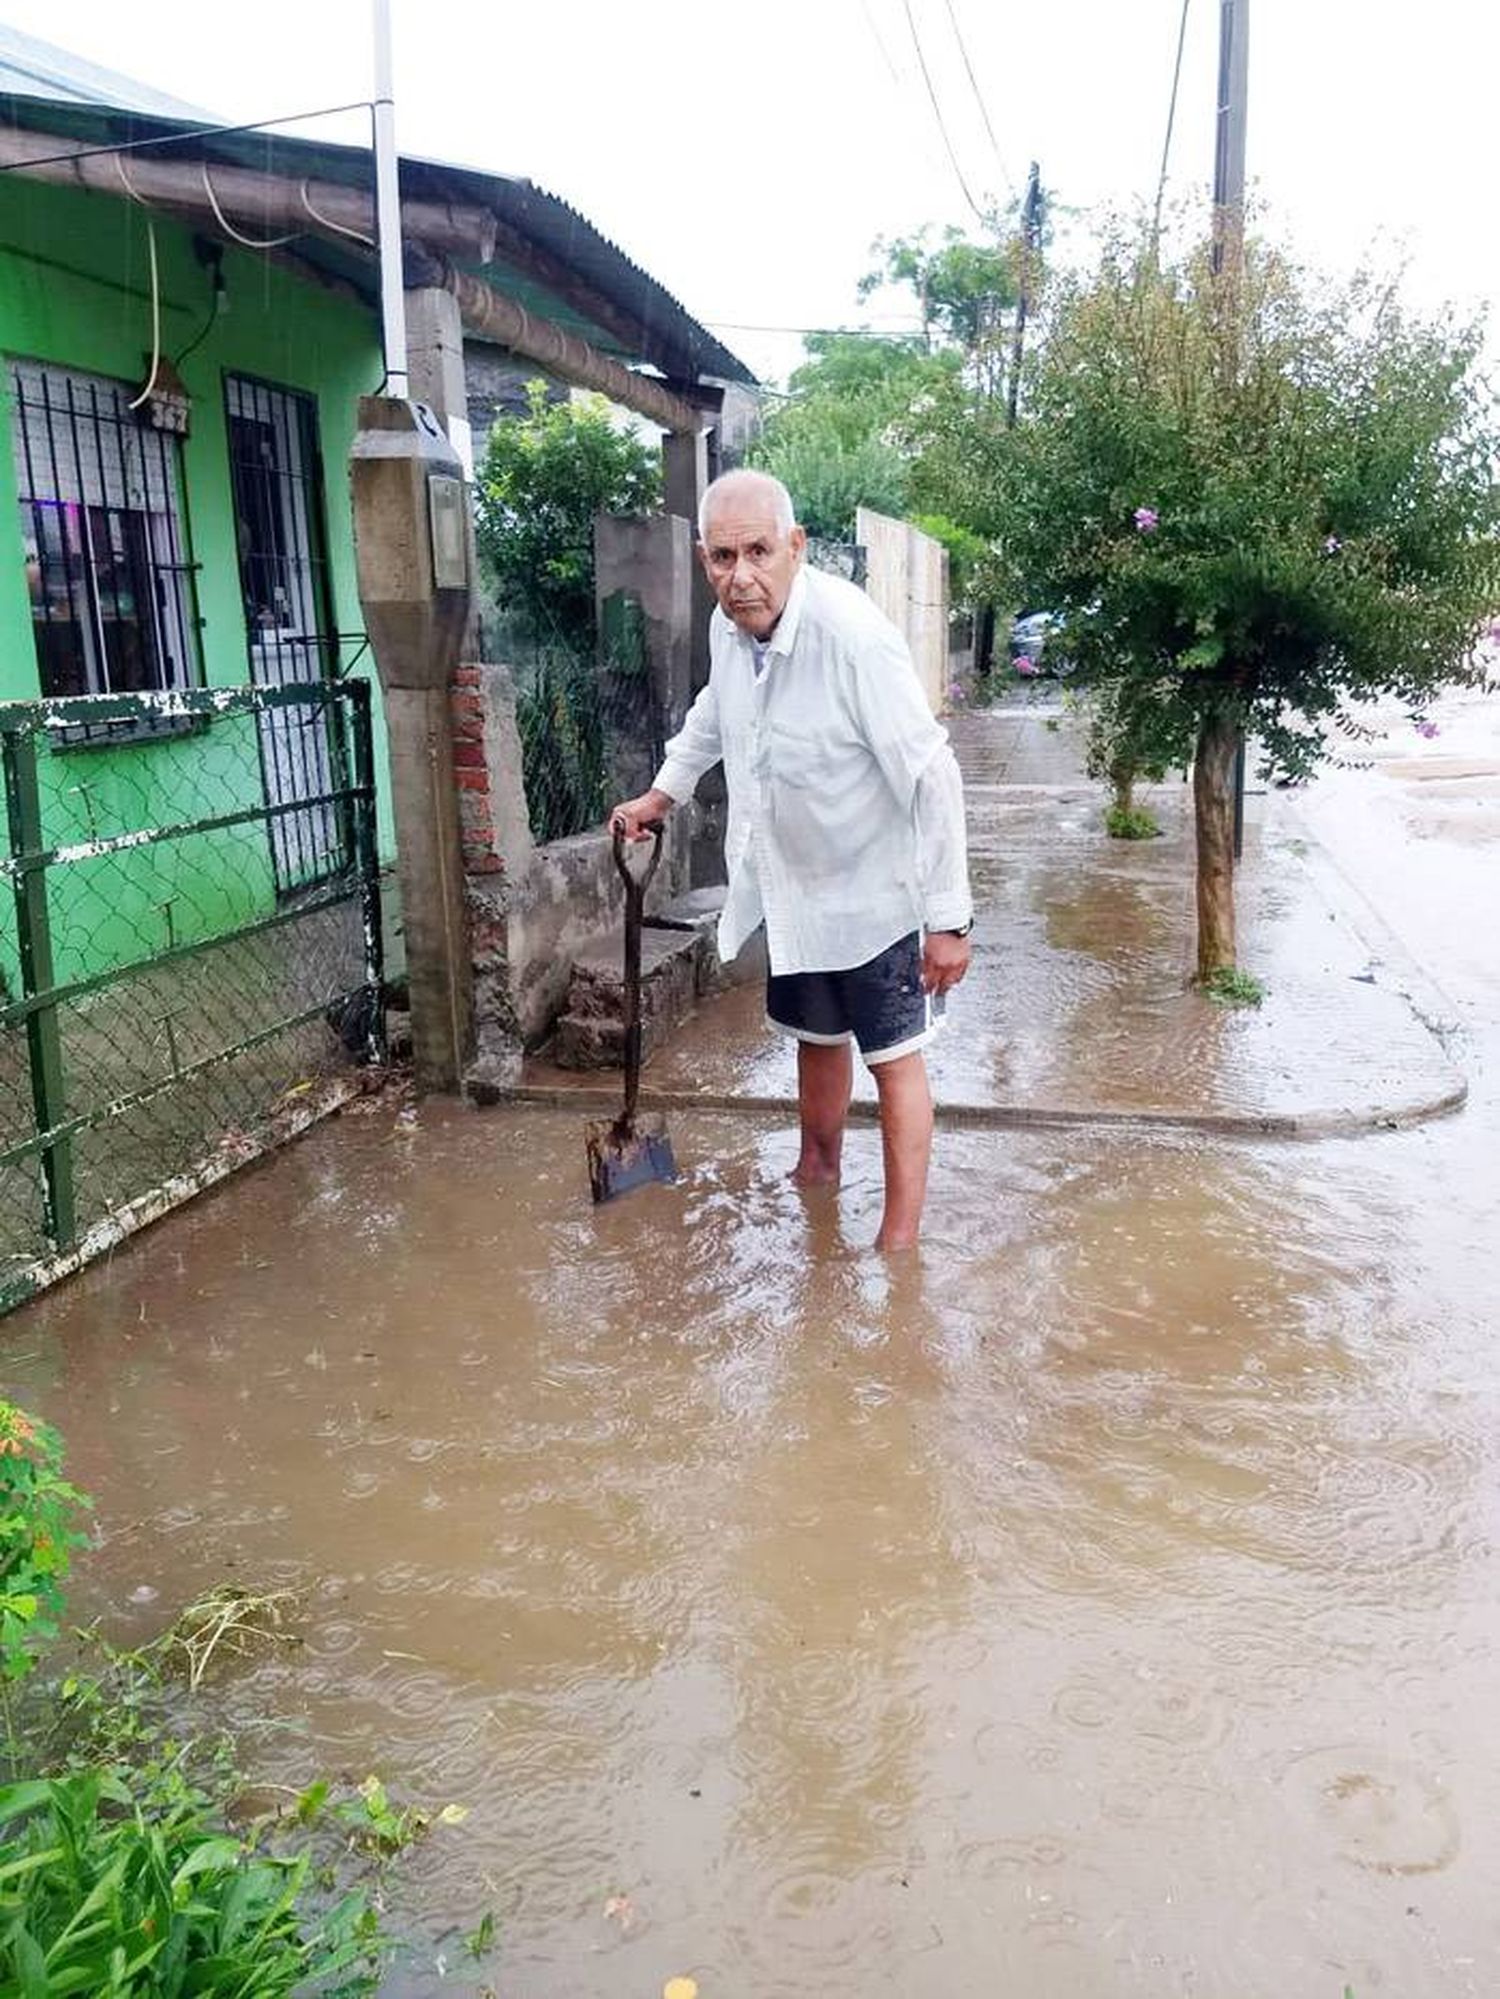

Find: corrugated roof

[0,36,755,389]
[0,23,213,121]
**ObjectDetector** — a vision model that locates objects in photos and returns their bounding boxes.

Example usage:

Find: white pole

[372,0,408,396]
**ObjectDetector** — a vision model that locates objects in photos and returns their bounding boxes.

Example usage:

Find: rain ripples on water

[6,1088,1500,1995]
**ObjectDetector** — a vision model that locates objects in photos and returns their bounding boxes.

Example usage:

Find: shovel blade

[586,1116,678,1205]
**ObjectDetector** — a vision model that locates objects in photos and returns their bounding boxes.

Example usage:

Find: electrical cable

[939,0,1017,203]
[901,0,988,226]
[0,100,377,175]
[299,178,375,246]
[705,319,924,337]
[126,218,161,411]
[1152,0,1193,253]
[199,161,300,248]
[859,0,906,91]
[173,251,224,371]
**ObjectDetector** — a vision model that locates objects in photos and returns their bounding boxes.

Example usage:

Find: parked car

[1008,610,1072,677]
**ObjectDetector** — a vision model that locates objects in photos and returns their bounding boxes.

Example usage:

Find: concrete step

[650,886,765,992]
[553,921,703,1071]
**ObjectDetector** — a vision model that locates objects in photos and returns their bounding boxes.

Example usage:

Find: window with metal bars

[8,359,199,702]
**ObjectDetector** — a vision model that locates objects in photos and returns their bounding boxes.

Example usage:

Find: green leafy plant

[749,332,959,540]
[333,1774,466,1859]
[476,382,660,659]
[0,1401,89,1687]
[0,1765,385,1996]
[1202,965,1265,1008]
[1104,804,1161,840]
[0,1414,411,1995]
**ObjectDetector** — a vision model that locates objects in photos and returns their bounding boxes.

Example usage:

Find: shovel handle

[612,820,664,892]
[612,824,661,1128]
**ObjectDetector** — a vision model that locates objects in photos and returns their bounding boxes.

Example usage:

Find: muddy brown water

[6,695,1500,1997]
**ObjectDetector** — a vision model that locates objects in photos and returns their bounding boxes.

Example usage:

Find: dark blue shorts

[766,931,944,1067]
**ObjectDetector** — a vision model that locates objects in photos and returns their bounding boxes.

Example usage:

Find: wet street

[4,691,1500,1997]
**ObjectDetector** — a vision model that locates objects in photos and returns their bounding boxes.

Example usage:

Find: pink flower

[1133,506,1159,533]
[1323,535,1342,554]
[1012,656,1039,676]
[1416,720,1440,739]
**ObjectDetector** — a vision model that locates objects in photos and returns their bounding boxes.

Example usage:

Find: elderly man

[612,469,972,1250]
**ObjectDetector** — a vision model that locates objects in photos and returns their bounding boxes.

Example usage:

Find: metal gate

[0,680,383,1313]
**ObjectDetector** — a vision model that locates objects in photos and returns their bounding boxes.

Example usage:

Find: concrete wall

[855,508,951,713]
[452,660,693,1063]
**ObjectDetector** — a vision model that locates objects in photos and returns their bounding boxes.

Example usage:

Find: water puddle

[7,1077,1500,1996]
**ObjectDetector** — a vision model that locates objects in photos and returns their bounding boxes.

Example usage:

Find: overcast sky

[5,0,1494,386]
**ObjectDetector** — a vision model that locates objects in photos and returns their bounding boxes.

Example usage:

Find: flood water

[5,694,1500,1997]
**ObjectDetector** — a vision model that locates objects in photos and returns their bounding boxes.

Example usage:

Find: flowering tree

[915,221,1500,980]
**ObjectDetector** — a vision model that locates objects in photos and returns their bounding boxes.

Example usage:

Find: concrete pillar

[657,430,724,887]
[661,428,706,527]
[406,284,483,663]
[349,396,475,1092]
[593,511,716,892]
[406,286,472,474]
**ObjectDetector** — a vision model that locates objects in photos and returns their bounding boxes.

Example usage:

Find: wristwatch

[944,918,975,938]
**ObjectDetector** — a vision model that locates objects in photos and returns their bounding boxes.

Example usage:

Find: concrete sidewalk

[519,699,1466,1139]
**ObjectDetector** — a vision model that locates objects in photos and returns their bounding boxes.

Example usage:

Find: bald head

[697,469,797,543]
[695,469,806,640]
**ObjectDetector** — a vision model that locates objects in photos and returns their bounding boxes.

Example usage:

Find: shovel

[585,824,679,1204]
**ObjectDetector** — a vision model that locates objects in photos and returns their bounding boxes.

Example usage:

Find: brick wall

[450,665,504,876]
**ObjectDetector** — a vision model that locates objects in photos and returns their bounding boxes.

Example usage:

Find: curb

[502,1077,1468,1143]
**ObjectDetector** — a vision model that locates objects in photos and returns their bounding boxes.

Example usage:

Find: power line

[859,0,906,92]
[705,319,925,338]
[900,0,989,227]
[940,0,1017,204]
[1152,0,1193,252]
[0,100,377,175]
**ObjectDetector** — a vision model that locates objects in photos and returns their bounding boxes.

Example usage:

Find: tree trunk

[1110,763,1135,816]
[1193,708,1239,980]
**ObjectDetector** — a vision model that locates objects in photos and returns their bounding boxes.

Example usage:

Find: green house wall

[0,175,393,993]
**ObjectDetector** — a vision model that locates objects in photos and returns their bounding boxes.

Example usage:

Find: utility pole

[1211,0,1249,274]
[1006,161,1044,430]
[371,0,408,396]
[969,163,1042,678]
[1211,0,1250,854]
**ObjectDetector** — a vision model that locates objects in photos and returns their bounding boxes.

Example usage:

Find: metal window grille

[225,375,341,893]
[8,359,199,706]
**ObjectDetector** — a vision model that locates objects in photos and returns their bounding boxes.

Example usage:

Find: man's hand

[922,929,972,997]
[609,788,674,841]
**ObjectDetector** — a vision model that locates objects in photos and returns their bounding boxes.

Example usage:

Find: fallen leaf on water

[602,1893,634,1930]
[663,1980,698,1999]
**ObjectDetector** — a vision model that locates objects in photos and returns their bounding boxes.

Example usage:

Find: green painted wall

[0,175,394,995]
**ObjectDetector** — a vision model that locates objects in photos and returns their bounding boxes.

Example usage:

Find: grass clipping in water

[164,1586,299,1690]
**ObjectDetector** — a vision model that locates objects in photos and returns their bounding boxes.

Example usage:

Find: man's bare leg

[871,1050,934,1251]
[792,1038,852,1185]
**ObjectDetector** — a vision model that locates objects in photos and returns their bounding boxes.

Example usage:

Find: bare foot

[874,1223,920,1252]
[791,1158,840,1188]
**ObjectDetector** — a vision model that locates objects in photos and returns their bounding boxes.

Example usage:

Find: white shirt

[654,565,972,977]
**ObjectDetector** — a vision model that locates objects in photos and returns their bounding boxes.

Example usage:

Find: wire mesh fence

[806,537,868,588]
[482,600,616,846]
[0,681,383,1310]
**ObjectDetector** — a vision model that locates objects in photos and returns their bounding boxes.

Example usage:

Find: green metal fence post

[346,679,387,1065]
[2,722,76,1248]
